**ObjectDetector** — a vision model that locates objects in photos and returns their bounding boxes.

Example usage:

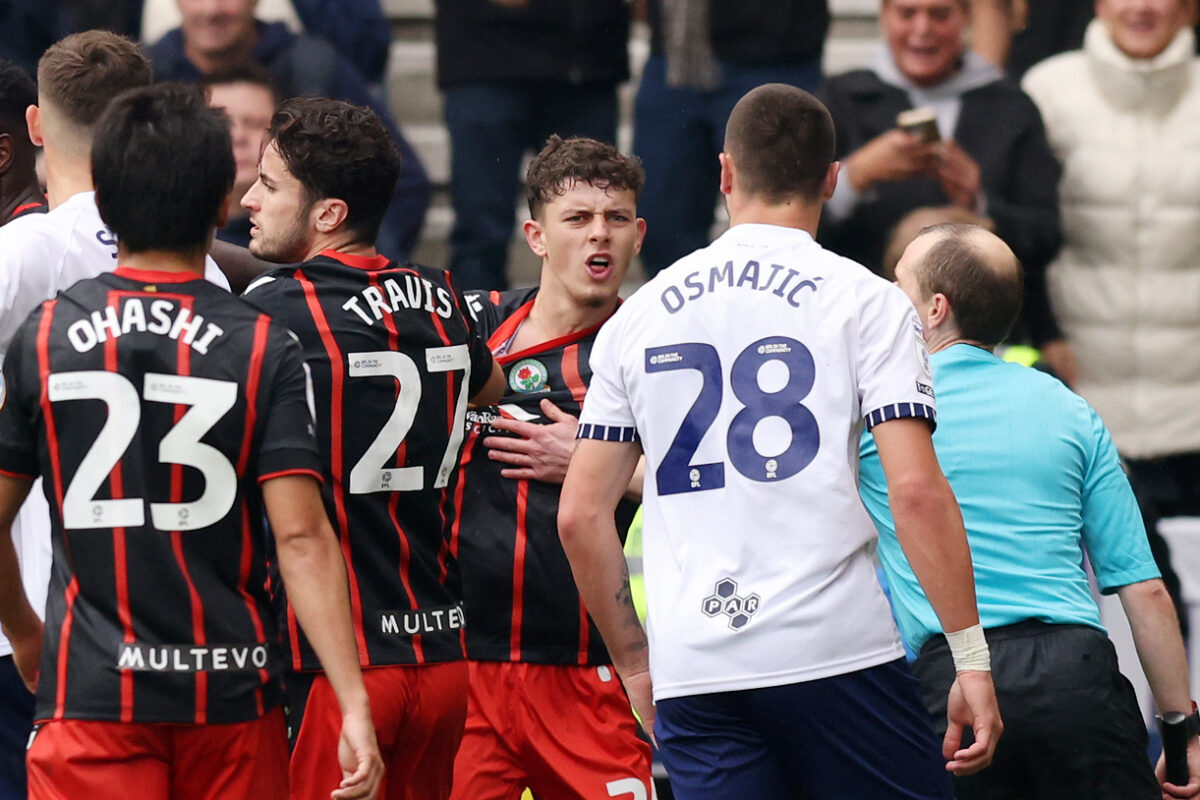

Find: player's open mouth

[586,255,612,279]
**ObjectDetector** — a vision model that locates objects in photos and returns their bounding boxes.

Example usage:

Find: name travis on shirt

[67,297,225,355]
[342,274,454,326]
[661,260,822,314]
[379,605,464,636]
[116,642,269,672]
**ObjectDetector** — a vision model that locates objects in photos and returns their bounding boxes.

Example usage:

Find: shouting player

[240,97,503,800]
[450,135,652,800]
[560,83,1002,799]
[0,83,382,800]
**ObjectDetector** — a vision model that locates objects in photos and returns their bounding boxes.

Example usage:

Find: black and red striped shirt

[456,287,637,666]
[7,199,47,223]
[0,266,321,724]
[242,251,494,670]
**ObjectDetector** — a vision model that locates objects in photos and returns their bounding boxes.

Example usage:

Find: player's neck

[520,286,614,348]
[118,245,208,277]
[302,233,377,262]
[43,150,93,210]
[925,328,990,355]
[727,196,823,237]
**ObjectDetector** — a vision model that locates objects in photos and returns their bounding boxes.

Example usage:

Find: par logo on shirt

[508,358,549,393]
[701,578,761,631]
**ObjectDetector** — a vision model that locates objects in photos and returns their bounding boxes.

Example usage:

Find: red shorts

[26,708,288,800]
[450,661,653,800]
[290,661,468,800]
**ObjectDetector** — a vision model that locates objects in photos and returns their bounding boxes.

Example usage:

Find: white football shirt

[580,224,936,700]
[0,191,231,658]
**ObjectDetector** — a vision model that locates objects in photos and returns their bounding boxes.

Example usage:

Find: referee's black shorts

[913,620,1158,800]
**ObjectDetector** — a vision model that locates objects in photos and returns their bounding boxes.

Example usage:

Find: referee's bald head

[908,224,1023,347]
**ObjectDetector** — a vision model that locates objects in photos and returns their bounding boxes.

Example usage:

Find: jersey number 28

[646,336,819,495]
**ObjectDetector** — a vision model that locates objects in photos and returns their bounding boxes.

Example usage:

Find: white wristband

[945,623,990,672]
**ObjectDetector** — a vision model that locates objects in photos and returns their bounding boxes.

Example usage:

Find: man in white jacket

[1023,0,1200,628]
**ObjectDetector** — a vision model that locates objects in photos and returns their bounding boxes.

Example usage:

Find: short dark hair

[525,135,645,219]
[0,59,36,135]
[915,223,1024,346]
[724,84,835,203]
[93,83,234,254]
[199,63,277,99]
[267,97,400,247]
[38,31,152,128]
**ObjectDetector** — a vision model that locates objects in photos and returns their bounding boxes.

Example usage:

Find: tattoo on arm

[614,563,648,651]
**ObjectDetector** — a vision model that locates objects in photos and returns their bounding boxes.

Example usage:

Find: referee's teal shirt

[858,344,1160,652]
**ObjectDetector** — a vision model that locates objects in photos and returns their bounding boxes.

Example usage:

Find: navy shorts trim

[654,659,954,800]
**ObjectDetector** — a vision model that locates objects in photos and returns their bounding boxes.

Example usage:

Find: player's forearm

[891,475,980,635]
[1120,579,1193,715]
[560,505,648,678]
[0,531,39,644]
[277,532,371,714]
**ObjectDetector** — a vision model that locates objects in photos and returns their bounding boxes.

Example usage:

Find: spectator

[860,223,1199,799]
[434,0,629,290]
[633,0,830,277]
[817,0,1065,365]
[148,0,430,262]
[0,1,142,76]
[201,65,276,248]
[141,0,390,86]
[1022,0,1200,588]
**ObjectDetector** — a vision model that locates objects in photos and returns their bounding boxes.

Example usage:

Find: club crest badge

[508,358,549,393]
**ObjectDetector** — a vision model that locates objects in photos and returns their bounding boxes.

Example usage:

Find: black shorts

[913,620,1157,800]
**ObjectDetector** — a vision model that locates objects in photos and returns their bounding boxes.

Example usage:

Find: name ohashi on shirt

[67,297,225,355]
[660,260,822,313]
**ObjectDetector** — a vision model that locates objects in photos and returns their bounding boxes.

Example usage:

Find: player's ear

[0,134,12,174]
[25,105,43,147]
[311,197,349,234]
[215,191,233,229]
[718,152,734,197]
[633,217,646,255]
[821,162,840,202]
[523,218,547,258]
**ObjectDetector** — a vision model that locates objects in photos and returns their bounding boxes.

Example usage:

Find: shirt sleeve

[255,326,323,482]
[576,309,639,443]
[1080,406,1161,592]
[453,285,495,398]
[856,281,937,431]
[0,312,44,481]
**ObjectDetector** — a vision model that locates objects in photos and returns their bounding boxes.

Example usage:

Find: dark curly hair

[267,97,401,247]
[525,135,644,219]
[0,59,36,134]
